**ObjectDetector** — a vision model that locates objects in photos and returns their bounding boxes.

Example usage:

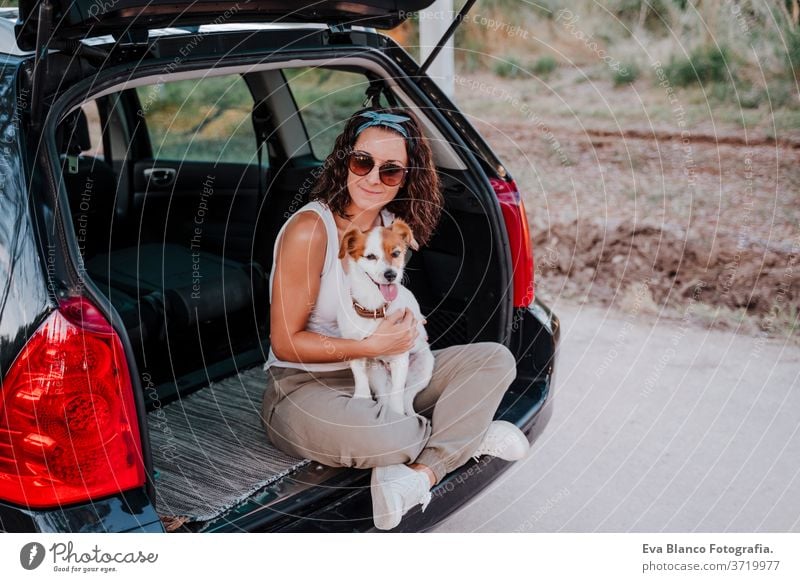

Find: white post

[419,0,455,99]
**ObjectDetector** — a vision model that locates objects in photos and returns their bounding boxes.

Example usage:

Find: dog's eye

[365,254,378,261]
[391,250,401,258]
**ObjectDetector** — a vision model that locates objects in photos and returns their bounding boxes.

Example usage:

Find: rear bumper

[0,489,163,533]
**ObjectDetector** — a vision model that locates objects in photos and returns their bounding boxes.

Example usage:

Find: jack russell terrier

[337,219,434,416]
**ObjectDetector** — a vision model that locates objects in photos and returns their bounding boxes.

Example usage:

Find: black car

[0,0,559,532]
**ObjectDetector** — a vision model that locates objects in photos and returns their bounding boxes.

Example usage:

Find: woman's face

[345,126,409,217]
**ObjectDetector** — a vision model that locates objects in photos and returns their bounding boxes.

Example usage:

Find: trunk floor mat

[147,365,309,522]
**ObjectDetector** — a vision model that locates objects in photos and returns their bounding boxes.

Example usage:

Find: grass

[137,76,256,164]
[604,0,679,31]
[284,67,372,158]
[493,56,527,79]
[770,108,800,132]
[492,55,558,80]
[402,0,800,114]
[137,67,373,163]
[662,45,733,88]
[613,62,640,86]
[787,30,800,80]
[533,55,558,77]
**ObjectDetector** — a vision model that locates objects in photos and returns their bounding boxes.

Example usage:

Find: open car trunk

[51,88,510,526]
[140,167,508,527]
[33,22,549,530]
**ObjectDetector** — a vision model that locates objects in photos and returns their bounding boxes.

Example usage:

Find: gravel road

[433,298,800,532]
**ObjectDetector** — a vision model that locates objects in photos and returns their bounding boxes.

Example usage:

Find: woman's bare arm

[269,211,417,364]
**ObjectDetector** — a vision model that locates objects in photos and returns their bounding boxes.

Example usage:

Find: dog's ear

[390,218,419,251]
[339,227,365,259]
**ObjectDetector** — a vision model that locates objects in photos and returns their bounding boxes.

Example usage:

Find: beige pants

[260,342,516,485]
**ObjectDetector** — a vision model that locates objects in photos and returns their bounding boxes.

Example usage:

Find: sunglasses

[347,151,408,187]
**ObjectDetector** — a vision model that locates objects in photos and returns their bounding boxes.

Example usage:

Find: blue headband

[355,111,412,143]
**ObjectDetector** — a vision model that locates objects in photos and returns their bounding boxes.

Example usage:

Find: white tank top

[264,200,395,372]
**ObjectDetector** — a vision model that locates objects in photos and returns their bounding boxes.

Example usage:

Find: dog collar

[352,299,390,319]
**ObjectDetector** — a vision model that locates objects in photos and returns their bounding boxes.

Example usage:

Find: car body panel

[15,0,435,50]
[0,490,162,533]
[0,56,52,375]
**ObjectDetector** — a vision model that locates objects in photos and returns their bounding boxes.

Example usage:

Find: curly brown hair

[308,107,442,246]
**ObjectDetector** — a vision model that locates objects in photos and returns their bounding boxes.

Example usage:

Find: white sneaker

[371,464,432,531]
[471,420,529,463]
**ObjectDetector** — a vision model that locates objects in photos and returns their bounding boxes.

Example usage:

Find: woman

[261,107,529,531]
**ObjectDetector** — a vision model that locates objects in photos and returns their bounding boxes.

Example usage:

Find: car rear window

[136,74,256,163]
[285,67,388,160]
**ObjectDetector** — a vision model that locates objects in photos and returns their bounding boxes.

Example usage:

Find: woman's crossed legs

[262,341,517,486]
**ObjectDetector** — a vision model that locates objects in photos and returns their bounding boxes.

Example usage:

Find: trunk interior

[148,169,503,525]
[52,64,507,525]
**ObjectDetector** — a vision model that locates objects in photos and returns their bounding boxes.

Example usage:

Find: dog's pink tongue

[379,284,398,302]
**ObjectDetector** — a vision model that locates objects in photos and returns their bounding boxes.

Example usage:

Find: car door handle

[144,167,176,188]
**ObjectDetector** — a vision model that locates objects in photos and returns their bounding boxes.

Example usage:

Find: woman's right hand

[364,308,419,357]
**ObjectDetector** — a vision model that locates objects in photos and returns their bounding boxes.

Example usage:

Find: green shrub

[606,0,676,30]
[529,0,557,19]
[533,55,558,77]
[738,86,763,109]
[497,55,558,79]
[709,80,736,103]
[493,56,526,78]
[662,45,732,87]
[766,82,795,108]
[454,29,485,74]
[787,31,800,80]
[459,53,482,74]
[613,62,640,86]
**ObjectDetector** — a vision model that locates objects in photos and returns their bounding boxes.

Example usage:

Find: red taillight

[491,177,535,307]
[0,297,144,508]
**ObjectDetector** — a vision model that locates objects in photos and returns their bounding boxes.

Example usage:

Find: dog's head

[338,218,419,303]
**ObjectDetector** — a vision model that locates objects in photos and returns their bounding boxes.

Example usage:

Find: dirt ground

[453,71,800,340]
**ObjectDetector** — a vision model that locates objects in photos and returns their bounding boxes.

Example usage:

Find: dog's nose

[384,269,397,282]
